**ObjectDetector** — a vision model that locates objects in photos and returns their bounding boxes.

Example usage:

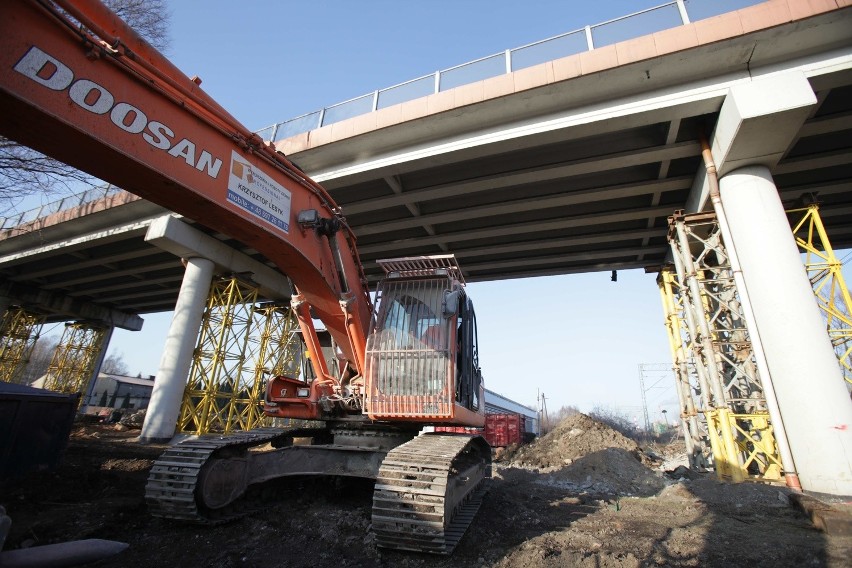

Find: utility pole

[639,364,651,432]
[639,363,674,432]
[536,389,541,435]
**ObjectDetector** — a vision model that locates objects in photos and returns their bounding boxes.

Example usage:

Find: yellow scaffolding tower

[248,303,301,394]
[663,211,781,483]
[43,322,109,404]
[657,270,711,470]
[788,203,852,387]
[178,276,300,435]
[0,306,46,384]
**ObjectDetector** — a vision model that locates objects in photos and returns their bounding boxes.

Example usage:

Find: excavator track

[145,428,286,524]
[371,433,491,555]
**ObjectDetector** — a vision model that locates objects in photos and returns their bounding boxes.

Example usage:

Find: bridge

[269,2,852,282]
[1,1,851,497]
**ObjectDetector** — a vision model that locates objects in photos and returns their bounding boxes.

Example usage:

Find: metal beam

[6,246,163,281]
[355,176,691,237]
[344,142,700,215]
[444,246,669,274]
[0,280,143,330]
[358,204,675,255]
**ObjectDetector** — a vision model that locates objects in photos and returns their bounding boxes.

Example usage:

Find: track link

[371,433,491,554]
[145,428,286,524]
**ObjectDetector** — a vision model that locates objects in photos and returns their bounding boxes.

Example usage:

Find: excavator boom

[0,0,371,372]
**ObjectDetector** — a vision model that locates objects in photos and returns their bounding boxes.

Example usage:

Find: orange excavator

[0,0,490,554]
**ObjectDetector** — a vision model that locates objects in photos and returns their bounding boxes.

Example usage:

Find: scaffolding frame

[242,303,301,429]
[663,211,781,483]
[656,273,711,470]
[788,203,852,387]
[178,275,300,435]
[0,306,46,384]
[43,322,109,405]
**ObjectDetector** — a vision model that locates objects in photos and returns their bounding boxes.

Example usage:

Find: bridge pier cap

[686,70,817,213]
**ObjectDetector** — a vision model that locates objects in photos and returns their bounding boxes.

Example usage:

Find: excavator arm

[0,0,371,376]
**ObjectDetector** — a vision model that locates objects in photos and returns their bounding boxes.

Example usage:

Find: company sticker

[227,151,291,233]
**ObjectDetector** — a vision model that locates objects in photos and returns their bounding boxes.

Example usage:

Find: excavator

[0,0,490,554]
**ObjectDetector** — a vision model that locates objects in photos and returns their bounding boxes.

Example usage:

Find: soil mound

[510,413,666,496]
[544,447,667,496]
[511,413,641,469]
[4,423,849,567]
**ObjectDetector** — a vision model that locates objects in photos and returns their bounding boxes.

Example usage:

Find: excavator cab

[364,256,485,427]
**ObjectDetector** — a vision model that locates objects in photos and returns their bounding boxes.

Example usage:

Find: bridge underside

[281,7,852,284]
[316,95,852,284]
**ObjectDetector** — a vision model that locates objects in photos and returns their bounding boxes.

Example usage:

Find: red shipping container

[485,414,525,447]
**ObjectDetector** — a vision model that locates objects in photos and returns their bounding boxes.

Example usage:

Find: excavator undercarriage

[145,426,491,554]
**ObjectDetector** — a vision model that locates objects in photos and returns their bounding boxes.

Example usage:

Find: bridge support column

[140,257,214,443]
[80,325,113,411]
[719,165,852,498]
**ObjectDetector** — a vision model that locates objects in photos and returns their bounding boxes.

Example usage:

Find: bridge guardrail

[0,184,123,230]
[256,0,763,143]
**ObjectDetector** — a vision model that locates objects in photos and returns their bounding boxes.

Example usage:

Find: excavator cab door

[455,296,481,412]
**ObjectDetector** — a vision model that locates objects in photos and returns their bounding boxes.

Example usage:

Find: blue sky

[44,0,814,424]
[164,0,668,130]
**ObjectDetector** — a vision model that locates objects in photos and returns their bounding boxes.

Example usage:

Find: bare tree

[101,351,130,375]
[18,335,60,385]
[0,140,95,206]
[589,405,643,441]
[106,0,170,51]
[0,0,170,214]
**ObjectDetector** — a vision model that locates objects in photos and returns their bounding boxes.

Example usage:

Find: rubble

[118,409,146,429]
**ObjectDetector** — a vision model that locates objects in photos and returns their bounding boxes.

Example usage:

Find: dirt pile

[543,447,667,496]
[118,409,146,429]
[511,413,643,469]
[510,413,666,496]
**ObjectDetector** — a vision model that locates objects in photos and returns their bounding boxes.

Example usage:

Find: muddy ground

[2,415,851,567]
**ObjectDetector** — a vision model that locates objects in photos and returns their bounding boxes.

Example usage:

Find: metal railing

[0,184,124,230]
[257,0,763,142]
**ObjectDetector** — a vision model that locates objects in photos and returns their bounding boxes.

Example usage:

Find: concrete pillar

[81,325,113,412]
[719,165,852,498]
[140,257,214,443]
